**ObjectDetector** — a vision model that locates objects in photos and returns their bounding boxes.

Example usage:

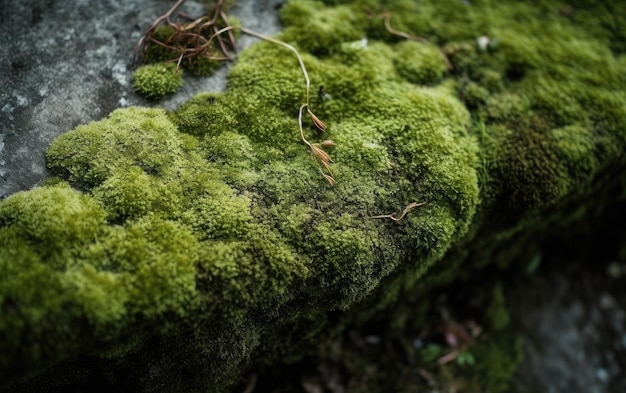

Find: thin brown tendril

[372,202,426,222]
[381,12,452,71]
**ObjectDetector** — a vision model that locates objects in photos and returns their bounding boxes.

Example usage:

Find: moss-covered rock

[2,0,626,391]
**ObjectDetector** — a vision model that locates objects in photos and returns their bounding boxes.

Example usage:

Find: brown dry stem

[381,12,452,71]
[299,105,335,185]
[371,202,426,222]
[134,0,236,68]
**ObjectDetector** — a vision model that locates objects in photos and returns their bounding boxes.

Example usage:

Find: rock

[0,0,282,199]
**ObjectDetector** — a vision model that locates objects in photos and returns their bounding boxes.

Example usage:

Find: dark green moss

[142,25,179,64]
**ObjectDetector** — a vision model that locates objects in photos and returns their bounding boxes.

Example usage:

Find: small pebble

[595,367,609,383]
[364,335,381,345]
[600,294,616,310]
[607,262,621,279]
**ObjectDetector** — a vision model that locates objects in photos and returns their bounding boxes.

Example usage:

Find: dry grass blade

[134,0,188,64]
[310,144,332,166]
[321,172,336,186]
[307,107,327,132]
[382,12,429,44]
[299,105,335,184]
[372,201,426,222]
[381,12,452,70]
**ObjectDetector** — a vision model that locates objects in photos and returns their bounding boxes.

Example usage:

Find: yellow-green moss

[393,40,447,85]
[133,63,183,99]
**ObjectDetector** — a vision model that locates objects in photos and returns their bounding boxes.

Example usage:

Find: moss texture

[132,63,184,99]
[2,0,626,391]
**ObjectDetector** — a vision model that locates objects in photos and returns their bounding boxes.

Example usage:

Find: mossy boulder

[2,0,626,391]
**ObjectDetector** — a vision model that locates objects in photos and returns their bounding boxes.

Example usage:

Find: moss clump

[0,182,203,377]
[142,25,179,64]
[46,107,189,188]
[279,1,367,56]
[132,63,183,99]
[393,40,447,84]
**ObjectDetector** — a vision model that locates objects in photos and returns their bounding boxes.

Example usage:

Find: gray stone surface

[0,0,282,199]
[512,259,626,393]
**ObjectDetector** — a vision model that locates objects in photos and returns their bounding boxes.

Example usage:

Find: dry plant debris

[379,11,453,70]
[372,201,426,222]
[135,0,334,184]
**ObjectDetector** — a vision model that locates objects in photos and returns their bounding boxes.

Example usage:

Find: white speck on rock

[595,368,609,383]
[13,92,29,107]
[1,103,14,120]
[112,60,130,87]
[599,294,615,310]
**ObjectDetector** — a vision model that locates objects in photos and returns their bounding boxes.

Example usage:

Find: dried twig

[380,12,452,70]
[299,105,335,184]
[371,202,426,222]
[134,0,236,68]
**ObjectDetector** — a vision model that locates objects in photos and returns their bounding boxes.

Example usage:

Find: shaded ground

[511,220,626,393]
[233,202,626,393]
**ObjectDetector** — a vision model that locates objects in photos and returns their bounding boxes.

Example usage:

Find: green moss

[3,0,626,391]
[393,40,447,85]
[133,63,183,99]
[0,183,203,381]
[471,336,524,393]
[179,174,253,240]
[81,216,200,319]
[279,1,367,56]
[0,183,106,257]
[186,56,220,77]
[196,226,307,321]
[486,284,510,331]
[46,107,190,188]
[92,167,158,221]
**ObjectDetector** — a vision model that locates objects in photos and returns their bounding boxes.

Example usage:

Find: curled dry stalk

[218,26,335,184]
[371,201,426,222]
[299,105,334,185]
[380,12,453,71]
[134,0,237,68]
[135,0,334,184]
